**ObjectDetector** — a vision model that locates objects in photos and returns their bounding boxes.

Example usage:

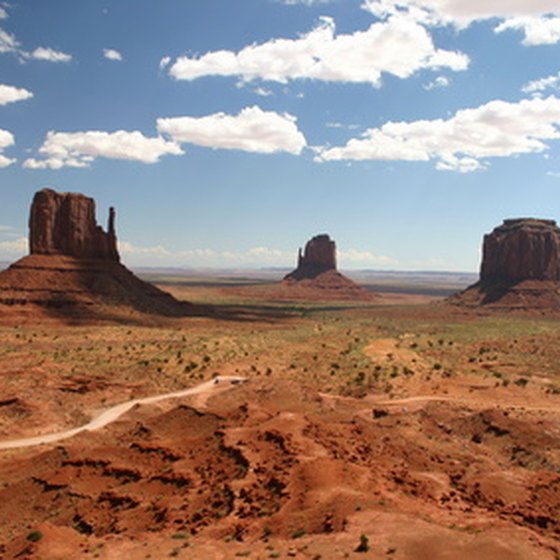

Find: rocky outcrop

[450,218,560,310]
[480,219,560,283]
[29,188,119,261]
[0,188,191,319]
[284,234,336,281]
[282,234,372,300]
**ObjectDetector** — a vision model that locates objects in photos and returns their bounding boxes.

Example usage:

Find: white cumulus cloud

[362,0,560,45]
[23,130,183,169]
[103,48,123,61]
[157,106,307,155]
[168,15,468,87]
[495,16,560,46]
[0,84,33,105]
[28,47,72,63]
[0,128,15,167]
[316,95,560,172]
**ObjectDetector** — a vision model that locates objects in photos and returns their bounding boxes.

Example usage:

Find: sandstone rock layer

[30,188,119,261]
[284,234,336,281]
[481,219,560,283]
[451,218,560,310]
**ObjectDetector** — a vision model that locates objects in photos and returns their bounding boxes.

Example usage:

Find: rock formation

[480,219,560,283]
[285,234,336,281]
[283,234,372,300]
[0,188,191,318]
[29,189,119,261]
[450,218,560,309]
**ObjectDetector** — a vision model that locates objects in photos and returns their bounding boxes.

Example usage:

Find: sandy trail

[0,376,245,451]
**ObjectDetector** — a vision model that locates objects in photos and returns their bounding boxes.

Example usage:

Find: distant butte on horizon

[282,233,373,300]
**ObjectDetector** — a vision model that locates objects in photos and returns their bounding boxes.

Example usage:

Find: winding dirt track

[0,376,245,451]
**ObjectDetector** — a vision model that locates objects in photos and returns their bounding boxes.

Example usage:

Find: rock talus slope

[0,188,190,318]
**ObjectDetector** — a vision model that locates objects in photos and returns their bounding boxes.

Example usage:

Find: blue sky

[1,0,560,271]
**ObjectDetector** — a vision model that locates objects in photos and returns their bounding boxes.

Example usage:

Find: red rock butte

[450,218,560,309]
[283,234,372,300]
[284,234,337,281]
[29,188,119,261]
[0,188,190,318]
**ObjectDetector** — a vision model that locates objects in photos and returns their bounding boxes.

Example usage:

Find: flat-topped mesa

[285,234,336,280]
[480,218,560,283]
[29,188,119,261]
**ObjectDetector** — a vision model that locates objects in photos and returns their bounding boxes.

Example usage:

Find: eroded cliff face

[480,219,560,283]
[29,188,119,261]
[285,234,336,280]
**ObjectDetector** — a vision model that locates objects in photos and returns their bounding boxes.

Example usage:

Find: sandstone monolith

[450,218,560,310]
[29,188,119,261]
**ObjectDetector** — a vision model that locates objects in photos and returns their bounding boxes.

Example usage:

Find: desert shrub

[355,534,370,553]
[27,530,43,542]
[291,528,306,539]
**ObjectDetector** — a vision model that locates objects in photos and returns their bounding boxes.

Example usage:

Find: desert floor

[0,276,559,559]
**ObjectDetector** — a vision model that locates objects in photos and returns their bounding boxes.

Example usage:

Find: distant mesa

[282,234,372,300]
[0,188,190,318]
[450,218,560,310]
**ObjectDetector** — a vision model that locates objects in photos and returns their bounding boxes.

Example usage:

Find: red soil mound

[0,379,557,559]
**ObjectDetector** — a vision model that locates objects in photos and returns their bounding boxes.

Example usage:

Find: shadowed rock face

[481,219,560,283]
[284,234,336,280]
[29,188,119,261]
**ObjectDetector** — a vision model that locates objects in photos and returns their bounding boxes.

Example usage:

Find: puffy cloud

[362,1,560,44]
[23,130,183,169]
[28,47,72,62]
[363,0,560,25]
[168,16,468,86]
[316,96,560,172]
[495,16,560,46]
[159,56,171,70]
[0,84,33,105]
[522,73,560,95]
[103,48,123,62]
[0,12,73,61]
[157,106,307,155]
[0,128,15,167]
